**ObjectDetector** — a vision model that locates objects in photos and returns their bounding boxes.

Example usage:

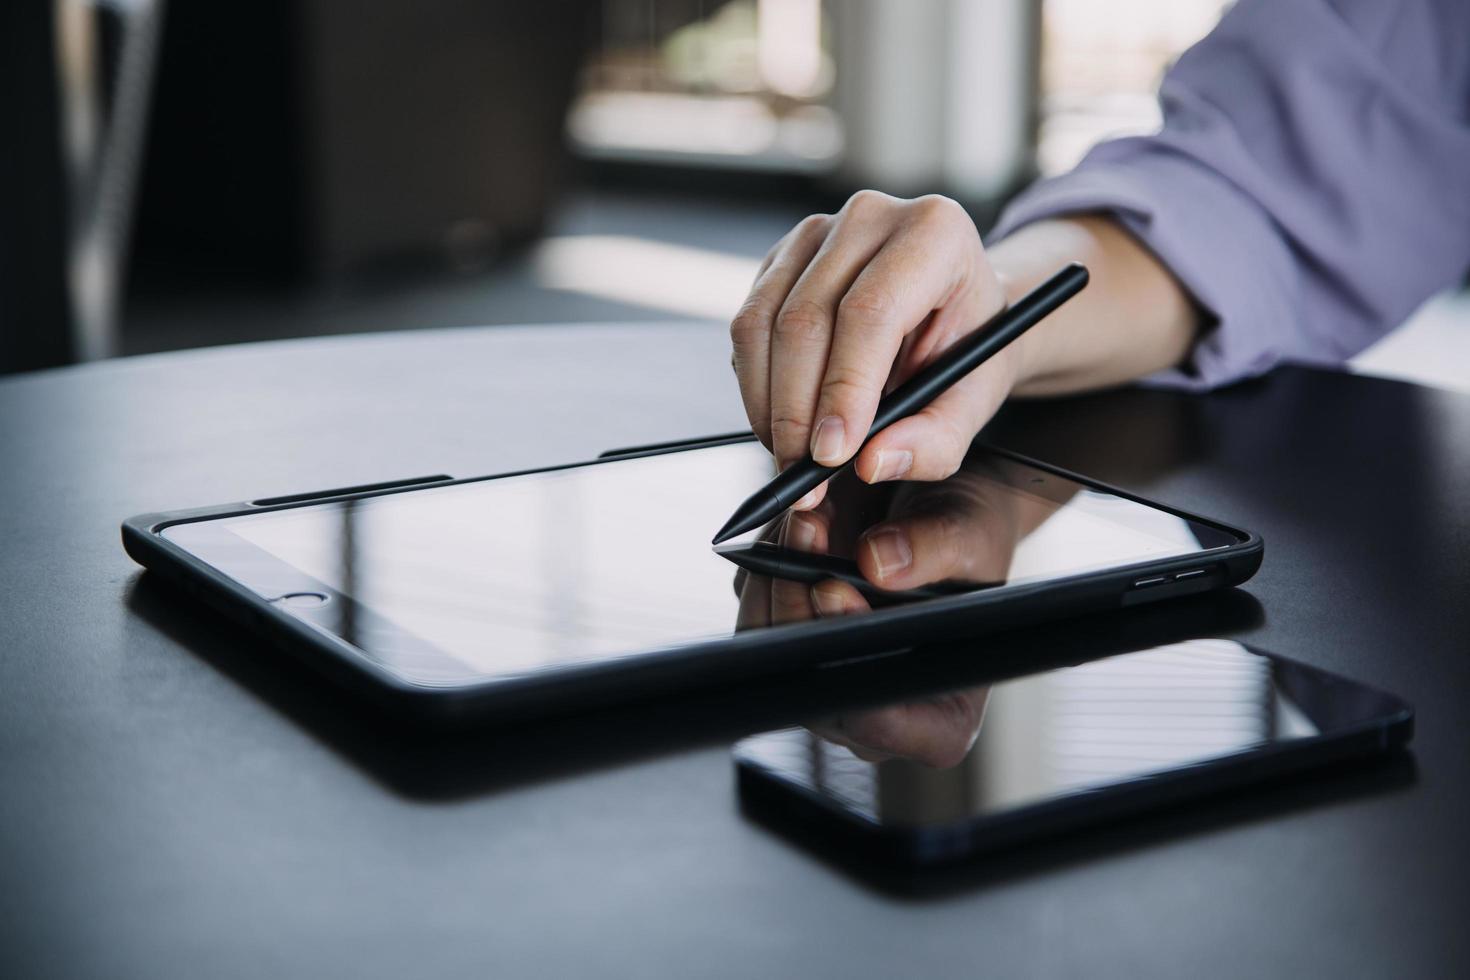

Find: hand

[809,687,991,769]
[730,456,1061,766]
[731,459,1038,646]
[803,460,1030,607]
[731,465,1032,767]
[730,513,991,768]
[731,508,832,633]
[730,191,1016,512]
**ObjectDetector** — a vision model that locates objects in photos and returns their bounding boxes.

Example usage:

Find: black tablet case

[122,435,1264,725]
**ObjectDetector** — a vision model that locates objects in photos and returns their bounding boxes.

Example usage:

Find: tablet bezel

[121,435,1264,724]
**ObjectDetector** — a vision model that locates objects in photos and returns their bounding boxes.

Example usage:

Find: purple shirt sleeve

[990,0,1470,390]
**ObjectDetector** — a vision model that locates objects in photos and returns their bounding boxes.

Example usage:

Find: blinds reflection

[1043,640,1272,788]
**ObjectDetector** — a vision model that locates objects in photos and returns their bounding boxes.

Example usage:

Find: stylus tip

[711,520,742,546]
[712,492,779,545]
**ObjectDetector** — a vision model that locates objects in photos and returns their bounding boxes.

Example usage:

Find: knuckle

[773,299,832,345]
[978,274,1009,314]
[927,453,964,482]
[917,408,971,477]
[911,193,965,226]
[796,212,831,238]
[744,401,772,434]
[729,304,771,349]
[769,412,811,445]
[904,484,966,520]
[838,285,899,327]
[844,710,905,754]
[930,508,969,546]
[843,188,894,219]
[821,367,877,409]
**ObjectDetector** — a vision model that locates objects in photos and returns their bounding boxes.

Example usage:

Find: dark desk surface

[2,325,1466,979]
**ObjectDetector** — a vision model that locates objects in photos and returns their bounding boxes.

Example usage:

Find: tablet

[735,638,1412,869]
[121,436,1262,722]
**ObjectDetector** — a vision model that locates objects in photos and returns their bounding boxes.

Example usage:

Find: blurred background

[2,0,1465,390]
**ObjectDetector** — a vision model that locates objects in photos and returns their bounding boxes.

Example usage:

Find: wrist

[984,215,1105,394]
[990,266,1054,394]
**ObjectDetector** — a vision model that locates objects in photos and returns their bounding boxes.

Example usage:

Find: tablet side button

[1132,575,1170,588]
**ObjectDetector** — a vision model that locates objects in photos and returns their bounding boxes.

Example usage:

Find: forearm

[989,215,1200,396]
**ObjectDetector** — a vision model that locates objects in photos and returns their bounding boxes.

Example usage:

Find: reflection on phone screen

[737,639,1323,828]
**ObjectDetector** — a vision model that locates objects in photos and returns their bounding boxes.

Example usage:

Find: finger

[854,479,1017,589]
[734,573,773,632]
[736,521,784,628]
[847,744,896,764]
[856,517,977,591]
[755,509,825,625]
[837,691,988,768]
[810,579,869,618]
[780,510,829,554]
[790,479,828,513]
[787,474,833,518]
[730,215,832,449]
[885,312,937,394]
[805,721,895,762]
[804,722,865,755]
[769,194,895,470]
[852,355,1014,484]
[809,196,999,468]
[896,264,1006,377]
[769,574,818,626]
[772,511,849,623]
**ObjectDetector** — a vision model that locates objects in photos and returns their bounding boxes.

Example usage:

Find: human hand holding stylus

[726,193,1200,527]
[715,262,1088,544]
[729,193,1014,503]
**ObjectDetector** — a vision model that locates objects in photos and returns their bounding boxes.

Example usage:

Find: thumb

[851,356,1013,484]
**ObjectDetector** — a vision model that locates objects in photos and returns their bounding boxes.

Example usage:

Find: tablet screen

[162,441,1238,686]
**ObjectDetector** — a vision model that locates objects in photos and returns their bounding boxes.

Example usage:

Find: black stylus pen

[712,262,1089,545]
[715,540,981,602]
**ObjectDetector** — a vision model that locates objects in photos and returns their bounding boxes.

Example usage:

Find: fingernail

[794,488,820,510]
[871,449,913,483]
[787,514,817,552]
[866,527,912,581]
[811,582,846,617]
[810,416,846,466]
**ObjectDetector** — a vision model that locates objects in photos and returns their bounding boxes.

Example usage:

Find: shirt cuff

[987,144,1304,391]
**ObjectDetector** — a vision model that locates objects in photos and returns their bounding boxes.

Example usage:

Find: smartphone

[122,436,1262,722]
[734,639,1412,867]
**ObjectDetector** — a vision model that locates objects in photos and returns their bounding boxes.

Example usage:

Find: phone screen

[161,441,1238,686]
[735,639,1408,850]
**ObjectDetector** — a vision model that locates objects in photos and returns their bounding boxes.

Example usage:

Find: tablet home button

[274,592,330,608]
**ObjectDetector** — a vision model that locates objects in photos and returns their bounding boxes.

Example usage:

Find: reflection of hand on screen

[732,461,1054,627]
[806,465,1041,614]
[729,466,1029,766]
[732,512,826,630]
[809,687,991,769]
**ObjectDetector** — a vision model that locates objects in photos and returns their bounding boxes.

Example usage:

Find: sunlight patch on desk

[532,235,761,321]
[1351,287,1470,394]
